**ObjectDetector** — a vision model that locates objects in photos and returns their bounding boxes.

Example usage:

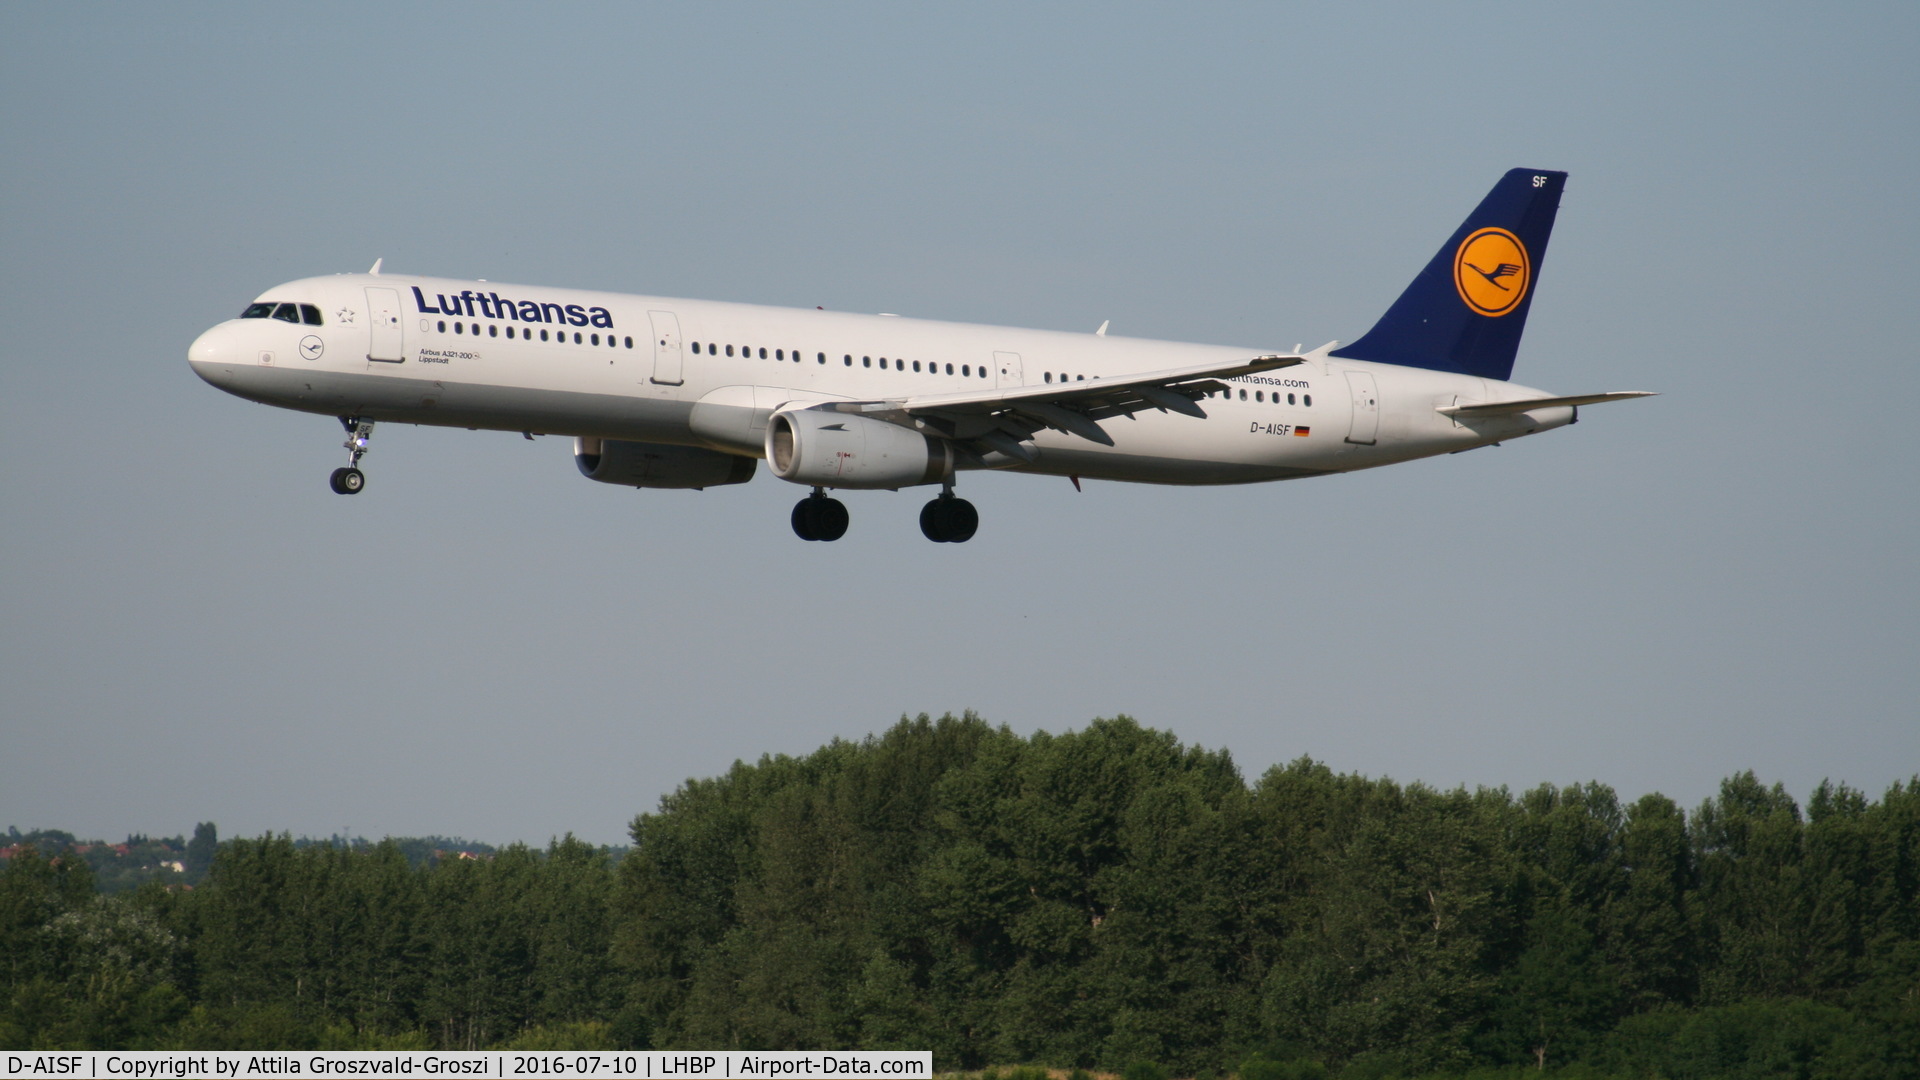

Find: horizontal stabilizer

[1438,391,1656,417]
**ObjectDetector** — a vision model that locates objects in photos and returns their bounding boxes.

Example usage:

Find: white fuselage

[187,273,1575,487]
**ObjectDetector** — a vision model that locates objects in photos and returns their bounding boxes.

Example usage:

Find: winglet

[1095,320,1109,337]
[369,258,383,275]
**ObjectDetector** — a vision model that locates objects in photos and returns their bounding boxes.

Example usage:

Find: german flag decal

[1294,426,1311,437]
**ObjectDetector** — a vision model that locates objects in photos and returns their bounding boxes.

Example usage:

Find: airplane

[187,169,1651,543]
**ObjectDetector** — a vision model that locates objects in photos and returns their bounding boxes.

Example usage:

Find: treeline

[3,715,1917,1078]
[0,825,508,892]
[1,825,215,893]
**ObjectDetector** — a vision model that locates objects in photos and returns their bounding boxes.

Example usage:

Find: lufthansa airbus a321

[188,170,1651,542]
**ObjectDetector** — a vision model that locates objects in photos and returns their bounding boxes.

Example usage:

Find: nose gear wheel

[330,416,375,495]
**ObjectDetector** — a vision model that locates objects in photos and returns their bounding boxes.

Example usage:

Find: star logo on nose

[335,308,356,324]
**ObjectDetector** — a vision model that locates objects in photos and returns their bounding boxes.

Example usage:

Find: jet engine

[765,408,951,489]
[573,437,756,489]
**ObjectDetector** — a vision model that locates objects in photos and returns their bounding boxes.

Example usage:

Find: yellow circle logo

[1453,227,1531,316]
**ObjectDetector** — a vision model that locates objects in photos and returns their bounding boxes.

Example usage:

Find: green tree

[183,823,217,884]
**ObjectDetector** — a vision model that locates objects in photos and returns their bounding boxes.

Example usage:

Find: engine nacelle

[765,409,951,489]
[574,437,756,489]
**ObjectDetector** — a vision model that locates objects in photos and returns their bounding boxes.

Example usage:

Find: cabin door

[648,311,684,385]
[1344,370,1380,445]
[365,287,404,363]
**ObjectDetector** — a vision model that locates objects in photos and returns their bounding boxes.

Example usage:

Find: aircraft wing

[840,353,1306,457]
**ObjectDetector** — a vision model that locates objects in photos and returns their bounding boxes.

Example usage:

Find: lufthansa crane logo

[1453,227,1531,317]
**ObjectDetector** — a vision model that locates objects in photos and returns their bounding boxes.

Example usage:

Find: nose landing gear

[791,488,849,541]
[329,416,375,494]
[920,489,978,543]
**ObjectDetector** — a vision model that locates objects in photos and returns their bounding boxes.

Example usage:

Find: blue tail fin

[1331,169,1566,382]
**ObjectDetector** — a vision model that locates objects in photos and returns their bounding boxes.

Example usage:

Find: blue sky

[2,3,1915,846]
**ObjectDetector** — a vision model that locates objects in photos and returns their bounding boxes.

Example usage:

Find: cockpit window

[300,304,323,325]
[241,302,276,319]
[271,303,301,323]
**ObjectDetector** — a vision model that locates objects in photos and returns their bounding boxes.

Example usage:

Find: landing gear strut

[329,416,374,495]
[791,488,849,541]
[920,487,978,543]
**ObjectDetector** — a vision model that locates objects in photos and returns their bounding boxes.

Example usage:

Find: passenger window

[591,333,600,345]
[756,347,765,359]
[776,349,784,360]
[1288,393,1295,405]
[272,303,301,323]
[844,355,851,366]
[912,361,921,372]
[241,302,276,319]
[574,332,582,344]
[860,356,868,367]
[690,341,700,353]
[1238,389,1246,400]
[437,320,447,333]
[540,329,549,341]
[962,364,970,377]
[490,325,498,337]
[1256,391,1264,402]
[1304,394,1312,406]
[725,344,734,357]
[455,323,464,334]
[1045,372,1053,383]
[300,304,323,325]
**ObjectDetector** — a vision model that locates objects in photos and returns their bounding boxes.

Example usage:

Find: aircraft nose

[187,322,243,388]
[188,324,227,368]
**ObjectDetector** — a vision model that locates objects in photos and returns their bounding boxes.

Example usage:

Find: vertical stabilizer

[1331,169,1566,382]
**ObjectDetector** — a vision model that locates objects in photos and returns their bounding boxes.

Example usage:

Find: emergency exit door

[994,351,1024,388]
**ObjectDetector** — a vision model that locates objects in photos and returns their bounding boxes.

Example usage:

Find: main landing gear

[329,416,374,495]
[788,485,980,543]
[791,488,849,541]
[919,488,978,543]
